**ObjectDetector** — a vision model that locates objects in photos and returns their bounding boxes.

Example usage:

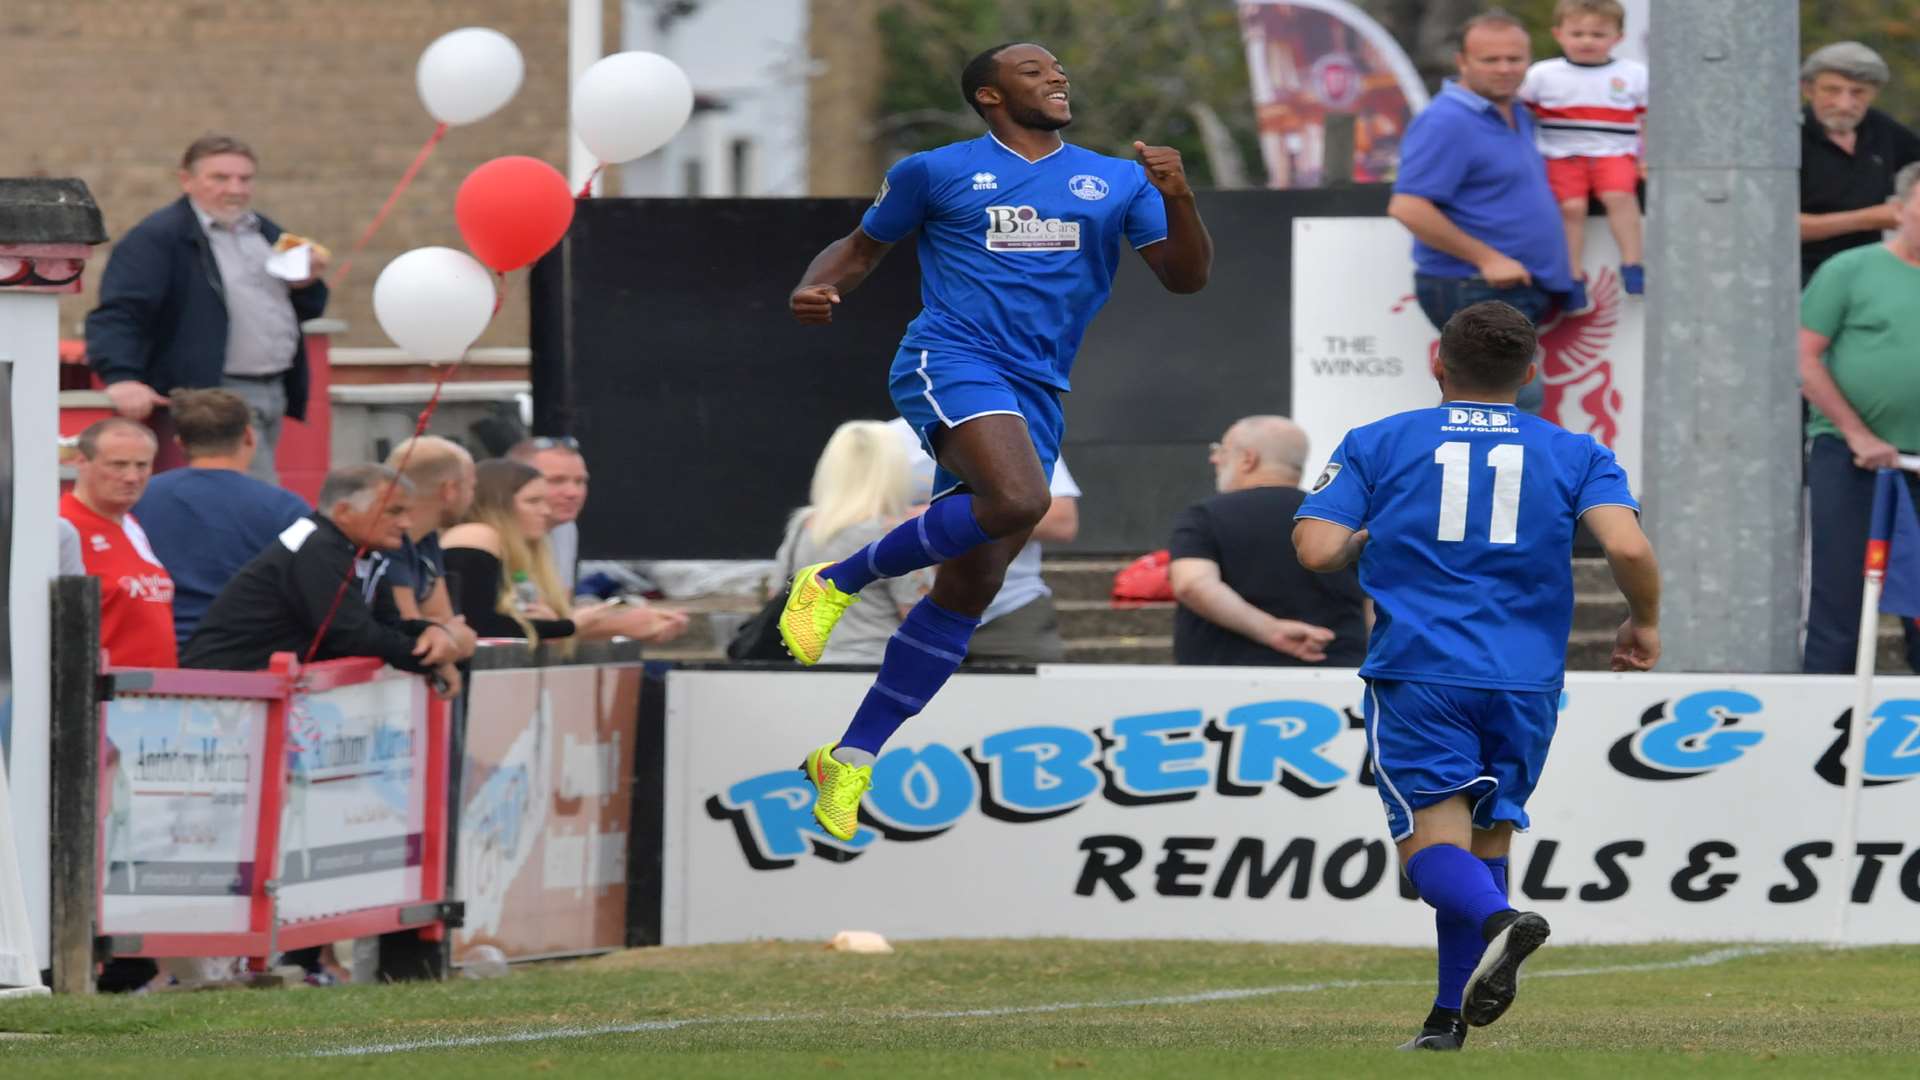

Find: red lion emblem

[1535,268,1624,446]
[1393,270,1626,449]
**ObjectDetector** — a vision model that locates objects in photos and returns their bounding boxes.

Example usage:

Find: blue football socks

[1408,844,1513,935]
[819,494,994,595]
[1426,851,1516,1010]
[1483,854,1510,897]
[836,597,980,757]
[1434,910,1478,1011]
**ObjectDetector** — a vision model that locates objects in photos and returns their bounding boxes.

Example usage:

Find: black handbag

[726,516,803,662]
[725,592,792,662]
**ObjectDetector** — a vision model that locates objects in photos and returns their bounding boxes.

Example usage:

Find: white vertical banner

[0,705,41,992]
[1,291,60,972]
[1290,217,1645,488]
[1615,0,1652,65]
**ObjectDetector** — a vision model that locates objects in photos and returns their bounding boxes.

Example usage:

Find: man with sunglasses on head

[508,437,690,643]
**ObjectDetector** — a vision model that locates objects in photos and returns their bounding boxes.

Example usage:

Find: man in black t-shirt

[385,436,476,660]
[1169,416,1367,667]
[1799,42,1920,282]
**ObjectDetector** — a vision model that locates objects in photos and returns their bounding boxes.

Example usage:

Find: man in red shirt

[61,418,178,667]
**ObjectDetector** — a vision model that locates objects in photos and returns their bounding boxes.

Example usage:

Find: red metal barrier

[97,654,449,970]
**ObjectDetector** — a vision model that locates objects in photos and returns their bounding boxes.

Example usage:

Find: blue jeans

[1803,435,1920,673]
[1414,273,1552,415]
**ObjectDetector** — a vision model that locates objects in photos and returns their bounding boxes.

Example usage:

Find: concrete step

[1063,635,1176,664]
[1057,599,1175,639]
[1572,594,1629,632]
[1044,558,1136,603]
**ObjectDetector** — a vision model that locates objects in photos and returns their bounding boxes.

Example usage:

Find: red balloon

[455,156,576,272]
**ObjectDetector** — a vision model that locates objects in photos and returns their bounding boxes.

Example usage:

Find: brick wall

[805,0,886,196]
[2,0,618,350]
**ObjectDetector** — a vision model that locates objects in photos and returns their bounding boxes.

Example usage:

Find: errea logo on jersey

[983,206,1081,251]
[971,172,999,190]
[1442,408,1513,432]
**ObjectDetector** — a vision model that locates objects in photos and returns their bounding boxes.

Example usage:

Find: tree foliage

[873,0,1920,189]
[874,0,1263,187]
[1799,0,1920,123]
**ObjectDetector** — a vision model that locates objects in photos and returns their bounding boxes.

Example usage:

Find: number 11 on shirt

[1434,441,1523,544]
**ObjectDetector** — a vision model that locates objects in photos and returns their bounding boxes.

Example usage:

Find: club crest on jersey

[1311,462,1342,493]
[971,172,999,191]
[983,206,1081,251]
[1068,174,1110,201]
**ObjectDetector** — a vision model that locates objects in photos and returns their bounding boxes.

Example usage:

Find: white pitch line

[310,944,1780,1058]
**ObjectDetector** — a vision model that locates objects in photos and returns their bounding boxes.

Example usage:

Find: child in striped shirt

[1520,0,1648,311]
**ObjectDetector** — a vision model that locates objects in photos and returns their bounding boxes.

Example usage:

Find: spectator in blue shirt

[133,388,309,645]
[1389,9,1573,414]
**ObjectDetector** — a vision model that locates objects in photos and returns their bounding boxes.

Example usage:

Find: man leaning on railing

[179,463,464,696]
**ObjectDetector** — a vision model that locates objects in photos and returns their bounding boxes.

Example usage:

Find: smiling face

[981,44,1071,131]
[531,448,587,525]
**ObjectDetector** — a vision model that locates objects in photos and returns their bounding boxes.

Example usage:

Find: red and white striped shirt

[1519,57,1648,160]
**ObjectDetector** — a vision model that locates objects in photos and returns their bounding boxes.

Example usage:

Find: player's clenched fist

[790,283,841,325]
[1133,141,1193,198]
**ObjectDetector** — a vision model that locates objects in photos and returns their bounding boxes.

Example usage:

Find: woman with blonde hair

[770,420,930,663]
[444,460,687,644]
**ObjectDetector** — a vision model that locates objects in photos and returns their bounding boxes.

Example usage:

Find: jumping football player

[782,42,1212,840]
[1292,300,1662,1050]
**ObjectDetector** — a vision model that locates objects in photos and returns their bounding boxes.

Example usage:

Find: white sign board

[278,676,427,921]
[666,668,1920,947]
[100,696,267,934]
[1291,217,1645,489]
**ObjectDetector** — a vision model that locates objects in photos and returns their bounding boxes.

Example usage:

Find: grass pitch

[1,939,1916,1077]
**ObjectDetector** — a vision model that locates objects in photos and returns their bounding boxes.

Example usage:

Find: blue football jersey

[860,134,1169,392]
[1296,401,1638,692]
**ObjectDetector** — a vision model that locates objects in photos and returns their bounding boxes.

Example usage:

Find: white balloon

[372,247,497,361]
[572,51,695,164]
[417,27,524,126]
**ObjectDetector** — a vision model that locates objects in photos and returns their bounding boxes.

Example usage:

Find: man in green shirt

[1800,161,1920,672]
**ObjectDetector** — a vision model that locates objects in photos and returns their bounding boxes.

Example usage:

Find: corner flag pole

[1836,467,1906,945]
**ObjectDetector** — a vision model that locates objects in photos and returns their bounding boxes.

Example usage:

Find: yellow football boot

[778,562,859,666]
[805,743,873,841]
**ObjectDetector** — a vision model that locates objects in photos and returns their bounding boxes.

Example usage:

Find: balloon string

[328,122,451,290]
[577,162,605,199]
[300,270,523,665]
[301,350,464,665]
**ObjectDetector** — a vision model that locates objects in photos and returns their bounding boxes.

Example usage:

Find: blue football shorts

[889,346,1061,499]
[1362,679,1560,841]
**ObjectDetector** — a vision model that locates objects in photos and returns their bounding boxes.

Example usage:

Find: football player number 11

[1434,441,1523,544]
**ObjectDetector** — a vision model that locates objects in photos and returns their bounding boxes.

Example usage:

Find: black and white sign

[665,668,1920,946]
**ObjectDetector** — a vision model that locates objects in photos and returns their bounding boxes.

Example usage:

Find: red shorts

[1546,154,1639,202]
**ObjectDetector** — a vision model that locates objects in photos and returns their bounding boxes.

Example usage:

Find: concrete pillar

[1641,0,1803,672]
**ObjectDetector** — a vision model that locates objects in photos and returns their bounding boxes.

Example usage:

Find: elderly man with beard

[1799,42,1920,284]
